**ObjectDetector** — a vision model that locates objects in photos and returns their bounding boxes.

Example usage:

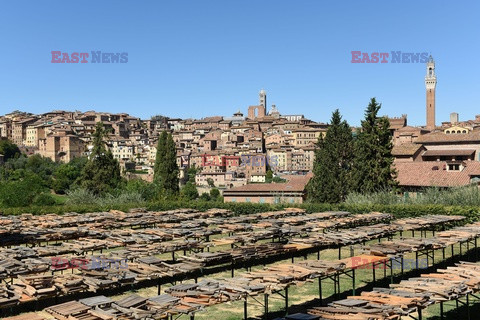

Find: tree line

[0,98,395,208]
[307,98,397,203]
[0,122,219,208]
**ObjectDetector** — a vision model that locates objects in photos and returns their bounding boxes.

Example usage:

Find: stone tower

[450,112,459,124]
[247,90,266,119]
[259,89,267,109]
[425,56,437,130]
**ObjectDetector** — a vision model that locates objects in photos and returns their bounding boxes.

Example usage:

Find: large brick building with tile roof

[395,161,480,190]
[223,173,312,204]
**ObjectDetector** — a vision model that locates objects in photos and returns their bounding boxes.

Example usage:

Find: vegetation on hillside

[80,122,122,194]
[0,125,220,207]
[0,139,21,161]
[0,100,477,215]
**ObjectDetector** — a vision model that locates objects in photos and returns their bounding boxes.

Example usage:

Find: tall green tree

[351,98,397,193]
[265,170,273,183]
[153,131,179,194]
[80,122,122,194]
[153,131,168,185]
[164,133,179,193]
[307,109,354,203]
[186,165,198,183]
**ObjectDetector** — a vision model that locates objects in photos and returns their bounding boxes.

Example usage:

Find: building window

[448,164,460,171]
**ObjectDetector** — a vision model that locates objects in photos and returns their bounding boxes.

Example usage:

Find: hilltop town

[2,57,480,203]
[0,89,323,192]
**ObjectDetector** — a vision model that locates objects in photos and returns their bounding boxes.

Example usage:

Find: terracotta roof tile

[224,174,312,194]
[395,161,480,187]
[392,144,423,156]
[396,126,430,133]
[416,131,480,143]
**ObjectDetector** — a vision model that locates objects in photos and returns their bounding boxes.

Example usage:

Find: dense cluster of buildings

[0,90,325,195]
[1,56,480,203]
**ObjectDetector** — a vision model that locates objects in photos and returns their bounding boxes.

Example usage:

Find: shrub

[181,182,199,200]
[344,185,480,207]
[199,193,211,201]
[0,140,21,161]
[66,187,144,206]
[0,175,45,208]
[125,179,159,201]
[52,157,87,194]
[65,188,98,205]
[210,188,220,199]
[0,180,37,207]
[51,178,71,195]
[33,193,57,206]
[344,190,401,205]
[95,191,145,206]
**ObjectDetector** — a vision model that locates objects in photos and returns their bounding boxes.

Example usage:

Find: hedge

[0,201,479,223]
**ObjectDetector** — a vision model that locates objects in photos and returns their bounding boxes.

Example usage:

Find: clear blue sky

[0,0,479,126]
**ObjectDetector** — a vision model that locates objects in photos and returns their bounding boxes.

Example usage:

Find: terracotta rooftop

[416,131,480,143]
[224,173,312,194]
[392,143,423,156]
[395,161,480,187]
[224,183,305,193]
[396,125,430,133]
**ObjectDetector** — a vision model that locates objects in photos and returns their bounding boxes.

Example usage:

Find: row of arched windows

[445,129,467,134]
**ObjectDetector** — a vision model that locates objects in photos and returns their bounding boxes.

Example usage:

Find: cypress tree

[153,131,179,194]
[81,122,121,194]
[351,98,397,193]
[164,133,179,194]
[153,131,168,185]
[307,109,353,203]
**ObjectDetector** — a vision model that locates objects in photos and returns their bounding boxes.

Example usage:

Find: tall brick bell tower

[425,55,437,130]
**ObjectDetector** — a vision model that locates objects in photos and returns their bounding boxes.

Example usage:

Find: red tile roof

[392,144,423,156]
[395,161,480,187]
[224,173,312,194]
[416,131,480,143]
[396,126,430,133]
